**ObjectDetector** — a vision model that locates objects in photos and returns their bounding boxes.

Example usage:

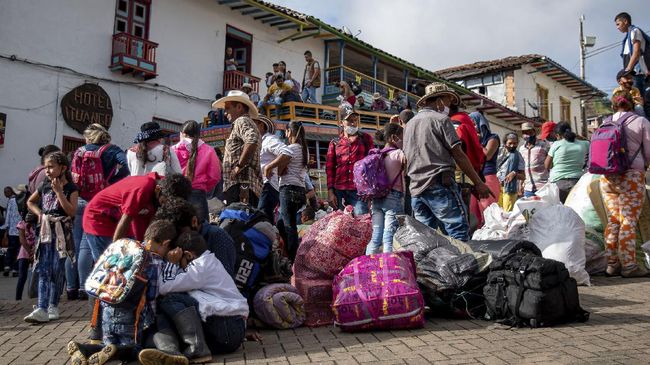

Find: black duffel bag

[484,252,589,328]
[467,239,541,260]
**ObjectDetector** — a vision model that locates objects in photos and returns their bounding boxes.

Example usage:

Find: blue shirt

[200,222,236,278]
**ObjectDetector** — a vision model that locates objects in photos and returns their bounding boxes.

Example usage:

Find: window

[62,136,85,155]
[114,0,151,39]
[560,96,571,122]
[462,73,504,89]
[536,84,550,121]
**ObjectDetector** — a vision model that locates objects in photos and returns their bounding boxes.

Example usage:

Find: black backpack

[349,81,362,96]
[484,252,589,328]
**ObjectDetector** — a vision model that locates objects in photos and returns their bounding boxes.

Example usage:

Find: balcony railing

[324,65,420,108]
[266,102,391,130]
[223,70,261,94]
[110,32,158,80]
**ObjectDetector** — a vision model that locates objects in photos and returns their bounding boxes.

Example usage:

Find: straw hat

[241,83,253,90]
[253,116,275,135]
[416,82,461,108]
[338,102,359,121]
[372,92,382,100]
[211,90,259,119]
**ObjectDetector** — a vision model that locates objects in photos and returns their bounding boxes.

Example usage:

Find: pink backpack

[353,147,401,199]
[332,251,425,332]
[71,144,114,201]
[588,112,641,175]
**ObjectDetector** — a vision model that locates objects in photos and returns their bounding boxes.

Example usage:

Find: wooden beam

[291,31,321,41]
[254,13,274,20]
[218,0,240,4]
[262,16,283,24]
[278,24,299,31]
[270,20,292,26]
[241,8,262,15]
[231,4,252,10]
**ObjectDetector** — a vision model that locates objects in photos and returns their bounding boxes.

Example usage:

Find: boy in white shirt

[139,231,248,365]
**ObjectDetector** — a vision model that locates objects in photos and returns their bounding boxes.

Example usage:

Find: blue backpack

[218,203,274,298]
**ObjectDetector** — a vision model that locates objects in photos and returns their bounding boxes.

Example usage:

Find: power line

[585,44,619,59]
[585,41,620,55]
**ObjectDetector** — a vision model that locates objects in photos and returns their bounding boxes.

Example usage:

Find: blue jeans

[190,189,209,222]
[66,198,87,291]
[411,181,469,241]
[102,304,137,346]
[335,189,369,216]
[301,86,317,104]
[258,96,283,118]
[78,233,112,293]
[279,185,306,261]
[258,182,279,222]
[367,191,404,255]
[36,234,67,309]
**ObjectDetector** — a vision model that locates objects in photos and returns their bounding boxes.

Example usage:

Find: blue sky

[269,0,647,96]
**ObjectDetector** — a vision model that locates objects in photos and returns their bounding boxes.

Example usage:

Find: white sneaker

[48,306,60,320]
[24,307,49,323]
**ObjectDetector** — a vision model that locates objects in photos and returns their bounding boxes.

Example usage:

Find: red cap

[540,121,557,141]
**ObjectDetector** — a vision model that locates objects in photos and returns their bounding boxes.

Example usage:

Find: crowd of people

[0,10,647,365]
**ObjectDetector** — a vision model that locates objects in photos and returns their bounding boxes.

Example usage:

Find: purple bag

[332,251,425,332]
[588,112,640,175]
[253,283,305,329]
[353,147,401,199]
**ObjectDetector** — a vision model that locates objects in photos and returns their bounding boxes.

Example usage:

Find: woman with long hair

[171,120,221,222]
[73,123,128,301]
[599,90,650,278]
[263,121,308,261]
[544,121,589,203]
[470,111,501,222]
[127,122,182,176]
[366,123,406,255]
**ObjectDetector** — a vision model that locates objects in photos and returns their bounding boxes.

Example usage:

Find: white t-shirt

[624,27,648,74]
[280,143,307,188]
[126,143,182,177]
[259,133,289,191]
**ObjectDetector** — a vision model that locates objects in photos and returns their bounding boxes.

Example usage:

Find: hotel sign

[60,84,113,133]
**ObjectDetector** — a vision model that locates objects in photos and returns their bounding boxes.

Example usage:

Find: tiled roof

[434,54,544,80]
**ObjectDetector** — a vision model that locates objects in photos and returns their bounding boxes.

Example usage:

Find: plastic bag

[584,231,607,275]
[565,174,603,233]
[535,182,561,205]
[472,203,508,240]
[527,205,590,285]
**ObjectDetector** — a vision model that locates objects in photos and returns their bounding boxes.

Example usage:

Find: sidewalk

[1,276,649,365]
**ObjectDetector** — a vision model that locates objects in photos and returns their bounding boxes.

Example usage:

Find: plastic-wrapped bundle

[332,251,425,331]
[253,284,305,329]
[466,240,541,260]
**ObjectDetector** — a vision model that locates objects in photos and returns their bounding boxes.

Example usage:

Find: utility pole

[579,15,587,136]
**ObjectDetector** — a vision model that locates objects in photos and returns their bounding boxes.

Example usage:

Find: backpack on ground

[622,25,650,73]
[85,238,150,307]
[483,252,589,328]
[588,112,640,175]
[218,203,275,298]
[71,144,114,201]
[353,147,401,199]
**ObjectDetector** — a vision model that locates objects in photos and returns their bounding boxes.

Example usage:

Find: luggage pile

[292,208,372,327]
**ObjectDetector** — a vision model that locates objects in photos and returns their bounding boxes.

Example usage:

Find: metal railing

[223,70,261,93]
[111,32,158,69]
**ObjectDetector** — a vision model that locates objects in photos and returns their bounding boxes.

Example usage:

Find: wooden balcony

[223,70,261,93]
[266,102,391,130]
[110,32,158,80]
[324,65,420,108]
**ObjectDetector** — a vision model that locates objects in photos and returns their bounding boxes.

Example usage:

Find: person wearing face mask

[403,83,493,241]
[614,69,645,116]
[518,122,550,197]
[325,102,374,215]
[496,133,526,212]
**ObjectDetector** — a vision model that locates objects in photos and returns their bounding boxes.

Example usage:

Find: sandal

[67,341,89,365]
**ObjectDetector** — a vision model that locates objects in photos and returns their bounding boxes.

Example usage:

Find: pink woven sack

[332,251,425,332]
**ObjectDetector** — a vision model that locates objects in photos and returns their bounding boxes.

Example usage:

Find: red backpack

[71,144,114,201]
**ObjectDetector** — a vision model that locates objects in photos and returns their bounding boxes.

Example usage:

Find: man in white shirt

[253,116,288,221]
[616,11,649,116]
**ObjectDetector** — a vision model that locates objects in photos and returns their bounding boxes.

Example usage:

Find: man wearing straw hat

[213,90,262,206]
[403,82,492,241]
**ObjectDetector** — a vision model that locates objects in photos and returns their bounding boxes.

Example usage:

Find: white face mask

[345,126,359,135]
[439,106,450,116]
[435,99,450,116]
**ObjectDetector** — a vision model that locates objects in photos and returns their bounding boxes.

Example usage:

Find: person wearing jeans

[65,197,87,300]
[254,116,285,222]
[411,180,469,241]
[301,50,320,104]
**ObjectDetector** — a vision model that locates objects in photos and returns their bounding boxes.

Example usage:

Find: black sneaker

[77,291,88,301]
[11,270,18,277]
[66,289,79,301]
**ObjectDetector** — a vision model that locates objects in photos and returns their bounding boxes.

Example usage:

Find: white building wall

[0,0,324,190]
[514,65,583,132]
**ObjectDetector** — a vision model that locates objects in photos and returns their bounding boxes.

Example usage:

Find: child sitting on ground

[67,220,177,365]
[139,231,249,365]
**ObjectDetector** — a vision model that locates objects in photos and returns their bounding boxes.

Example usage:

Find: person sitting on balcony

[356,95,369,111]
[326,102,373,216]
[266,63,280,88]
[241,83,260,105]
[301,50,320,104]
[258,74,291,119]
[283,71,303,102]
[225,47,237,71]
[371,92,388,112]
[278,61,288,79]
[336,81,356,106]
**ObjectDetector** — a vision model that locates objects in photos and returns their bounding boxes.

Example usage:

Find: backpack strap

[132,285,147,343]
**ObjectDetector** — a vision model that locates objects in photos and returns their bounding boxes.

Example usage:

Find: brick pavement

[1,276,650,365]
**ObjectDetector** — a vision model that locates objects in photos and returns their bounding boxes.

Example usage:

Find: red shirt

[326,132,374,191]
[82,173,158,240]
[451,112,485,173]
